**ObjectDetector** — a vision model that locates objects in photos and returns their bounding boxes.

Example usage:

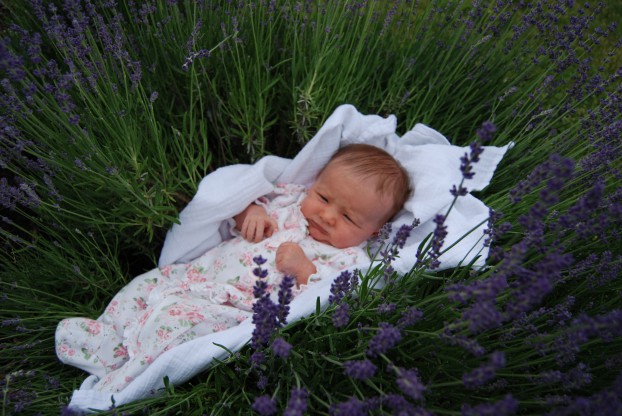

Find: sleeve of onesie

[227,183,307,236]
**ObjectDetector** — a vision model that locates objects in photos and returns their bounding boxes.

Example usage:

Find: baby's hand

[276,242,317,286]
[236,204,278,243]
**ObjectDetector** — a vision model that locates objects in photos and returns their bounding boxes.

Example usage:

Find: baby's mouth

[308,219,328,235]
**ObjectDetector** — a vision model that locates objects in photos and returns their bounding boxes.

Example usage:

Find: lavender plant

[1,0,620,414]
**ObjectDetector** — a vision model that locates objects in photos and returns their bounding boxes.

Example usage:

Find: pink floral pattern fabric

[56,184,368,392]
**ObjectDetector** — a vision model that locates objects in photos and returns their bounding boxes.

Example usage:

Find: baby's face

[301,163,393,249]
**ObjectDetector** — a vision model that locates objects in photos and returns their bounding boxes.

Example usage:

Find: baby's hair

[325,143,412,219]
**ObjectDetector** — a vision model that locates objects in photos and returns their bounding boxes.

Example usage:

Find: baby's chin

[308,226,331,245]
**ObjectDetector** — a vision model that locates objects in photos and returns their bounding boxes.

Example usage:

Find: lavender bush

[1,0,621,414]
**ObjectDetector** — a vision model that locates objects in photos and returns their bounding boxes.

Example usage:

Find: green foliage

[0,0,620,414]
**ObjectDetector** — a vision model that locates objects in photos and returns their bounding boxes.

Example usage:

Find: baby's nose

[320,208,336,225]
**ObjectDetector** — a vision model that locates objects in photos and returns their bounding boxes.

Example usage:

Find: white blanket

[67,104,511,411]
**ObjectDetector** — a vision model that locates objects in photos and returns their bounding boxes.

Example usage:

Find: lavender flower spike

[462,351,506,389]
[366,322,402,357]
[252,395,277,416]
[461,394,518,416]
[394,366,427,401]
[277,275,295,325]
[329,270,353,304]
[343,359,377,380]
[476,121,496,143]
[427,214,447,269]
[332,303,350,328]
[284,388,308,416]
[271,337,292,359]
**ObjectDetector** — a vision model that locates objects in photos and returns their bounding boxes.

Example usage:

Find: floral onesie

[56,184,368,393]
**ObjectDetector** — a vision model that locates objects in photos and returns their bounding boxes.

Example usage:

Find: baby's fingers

[242,218,259,242]
[265,218,278,238]
[252,219,265,242]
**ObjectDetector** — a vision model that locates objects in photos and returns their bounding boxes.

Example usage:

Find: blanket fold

[67,104,511,411]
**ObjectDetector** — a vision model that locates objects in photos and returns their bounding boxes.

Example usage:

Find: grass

[1,0,621,414]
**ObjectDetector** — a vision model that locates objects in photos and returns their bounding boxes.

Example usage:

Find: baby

[56,143,410,392]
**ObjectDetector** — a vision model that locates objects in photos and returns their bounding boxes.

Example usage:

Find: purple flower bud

[366,322,402,357]
[476,121,496,143]
[257,374,268,390]
[251,296,278,349]
[461,394,518,416]
[331,397,368,415]
[329,270,353,304]
[462,351,506,389]
[253,267,268,278]
[394,366,426,401]
[378,303,396,314]
[252,395,277,416]
[251,351,266,367]
[427,214,447,269]
[332,303,350,328]
[343,359,377,380]
[397,307,423,329]
[284,388,308,416]
[277,275,294,324]
[271,337,292,359]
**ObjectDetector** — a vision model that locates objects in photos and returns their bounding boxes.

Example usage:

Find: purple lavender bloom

[253,279,268,298]
[252,395,277,416]
[251,296,279,349]
[483,208,512,247]
[505,250,574,318]
[440,327,486,357]
[446,274,508,304]
[458,124,489,182]
[397,307,423,329]
[329,270,353,304]
[74,158,87,170]
[181,49,210,71]
[256,374,268,390]
[462,351,506,389]
[546,370,622,416]
[547,309,622,365]
[373,223,392,244]
[251,350,266,367]
[461,394,518,416]
[394,366,426,401]
[381,220,418,270]
[343,359,377,380]
[378,303,396,315]
[428,214,447,269]
[277,275,294,324]
[366,322,402,357]
[185,19,203,52]
[271,337,292,359]
[476,121,496,143]
[253,267,268,278]
[462,300,504,334]
[561,363,592,391]
[392,223,415,249]
[450,184,469,197]
[332,303,350,328]
[330,397,368,415]
[380,395,429,415]
[284,388,308,416]
[0,178,41,210]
